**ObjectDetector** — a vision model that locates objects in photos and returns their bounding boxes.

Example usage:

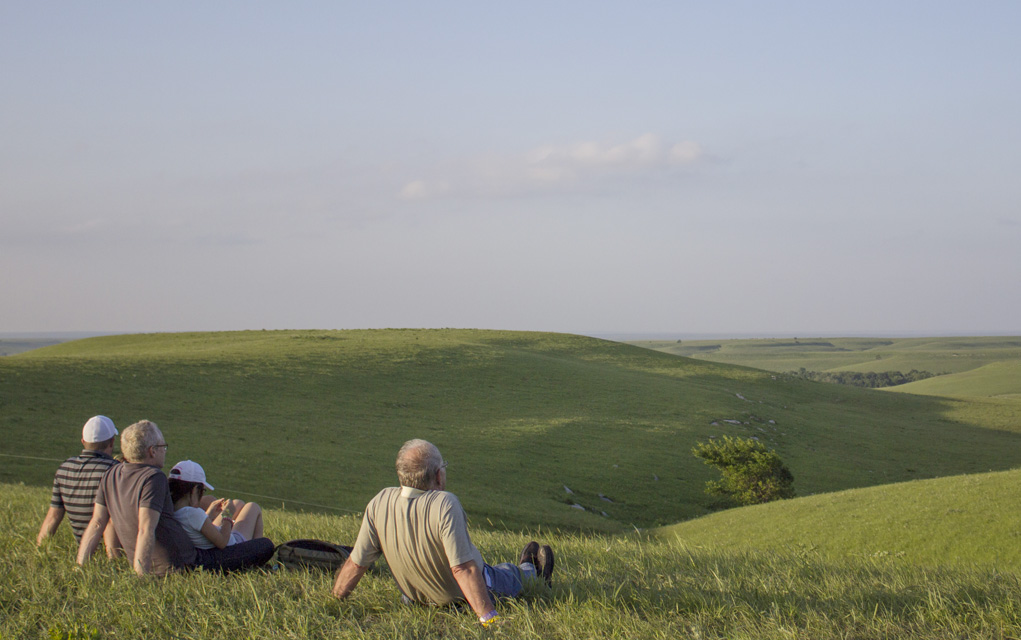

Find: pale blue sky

[2,2,1019,335]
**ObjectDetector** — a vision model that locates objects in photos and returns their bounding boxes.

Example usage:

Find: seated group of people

[39,417,555,628]
[38,416,275,575]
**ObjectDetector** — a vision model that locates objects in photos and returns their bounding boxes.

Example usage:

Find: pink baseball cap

[169,460,214,490]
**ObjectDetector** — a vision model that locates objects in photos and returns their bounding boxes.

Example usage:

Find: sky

[2,2,1019,337]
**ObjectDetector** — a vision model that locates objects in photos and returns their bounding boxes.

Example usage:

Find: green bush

[692,436,795,506]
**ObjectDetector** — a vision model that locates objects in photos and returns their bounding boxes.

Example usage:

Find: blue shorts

[483,561,537,599]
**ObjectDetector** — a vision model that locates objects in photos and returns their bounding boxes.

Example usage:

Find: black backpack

[275,539,352,572]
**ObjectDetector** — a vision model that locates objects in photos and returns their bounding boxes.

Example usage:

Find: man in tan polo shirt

[332,439,554,627]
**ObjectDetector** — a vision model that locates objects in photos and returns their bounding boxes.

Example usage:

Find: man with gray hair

[332,439,554,628]
[77,419,274,575]
[37,415,121,553]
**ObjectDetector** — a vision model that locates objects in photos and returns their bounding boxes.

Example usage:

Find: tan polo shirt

[350,486,485,605]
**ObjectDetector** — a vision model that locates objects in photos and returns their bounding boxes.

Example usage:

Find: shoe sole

[538,545,554,587]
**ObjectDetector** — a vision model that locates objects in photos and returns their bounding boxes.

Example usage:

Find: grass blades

[6,483,1021,639]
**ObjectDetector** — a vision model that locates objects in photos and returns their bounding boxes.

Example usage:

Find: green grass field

[655,467,1021,570]
[632,336,1021,377]
[4,330,1021,638]
[5,480,1021,639]
[3,330,1021,532]
[888,360,1021,399]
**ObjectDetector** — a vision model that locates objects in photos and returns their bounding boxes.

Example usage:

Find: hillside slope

[655,468,1021,569]
[633,336,1021,376]
[887,360,1021,399]
[3,329,1021,531]
[7,482,1021,639]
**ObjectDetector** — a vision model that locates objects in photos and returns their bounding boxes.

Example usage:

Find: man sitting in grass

[332,439,554,627]
[77,420,275,575]
[37,415,121,555]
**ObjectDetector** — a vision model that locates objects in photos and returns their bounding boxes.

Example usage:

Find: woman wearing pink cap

[168,460,264,548]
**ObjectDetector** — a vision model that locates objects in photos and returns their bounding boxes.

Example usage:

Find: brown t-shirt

[95,463,196,574]
[350,486,485,606]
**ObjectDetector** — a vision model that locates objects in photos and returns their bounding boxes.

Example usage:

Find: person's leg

[232,502,263,540]
[483,563,524,599]
[194,537,275,572]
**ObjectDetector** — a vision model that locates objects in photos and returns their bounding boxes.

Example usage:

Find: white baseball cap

[82,415,118,443]
[169,460,214,490]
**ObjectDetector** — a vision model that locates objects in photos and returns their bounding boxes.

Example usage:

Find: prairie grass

[889,360,1021,398]
[657,468,1021,571]
[635,335,1021,378]
[4,330,1021,534]
[4,484,1021,639]
[5,331,1021,638]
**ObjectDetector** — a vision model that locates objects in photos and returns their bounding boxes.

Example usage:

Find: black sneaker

[538,544,555,588]
[519,540,540,569]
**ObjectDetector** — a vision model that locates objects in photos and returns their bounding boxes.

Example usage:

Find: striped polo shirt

[49,450,119,541]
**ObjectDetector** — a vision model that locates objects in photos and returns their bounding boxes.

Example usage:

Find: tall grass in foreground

[4,484,1021,639]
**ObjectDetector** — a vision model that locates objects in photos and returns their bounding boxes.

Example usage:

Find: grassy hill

[5,482,1021,639]
[632,336,1021,377]
[887,360,1021,399]
[654,468,1021,570]
[3,330,1021,533]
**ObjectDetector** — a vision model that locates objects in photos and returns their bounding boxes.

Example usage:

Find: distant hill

[654,468,1021,570]
[4,329,1021,532]
[631,336,1021,376]
[886,360,1021,399]
[0,338,65,356]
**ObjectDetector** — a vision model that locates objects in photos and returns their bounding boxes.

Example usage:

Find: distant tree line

[788,368,940,388]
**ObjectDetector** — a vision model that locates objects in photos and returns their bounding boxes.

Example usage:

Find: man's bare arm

[451,560,495,620]
[76,504,110,565]
[103,519,122,559]
[332,557,369,599]
[37,506,65,545]
[134,507,160,576]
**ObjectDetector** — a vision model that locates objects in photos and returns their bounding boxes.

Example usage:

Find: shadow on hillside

[4,336,1021,535]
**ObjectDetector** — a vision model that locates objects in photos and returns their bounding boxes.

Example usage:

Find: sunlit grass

[5,330,1021,534]
[6,483,1021,639]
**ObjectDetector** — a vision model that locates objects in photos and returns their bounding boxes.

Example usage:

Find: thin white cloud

[398,134,704,200]
[399,179,451,201]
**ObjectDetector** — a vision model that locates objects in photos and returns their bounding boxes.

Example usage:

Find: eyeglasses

[440,461,448,470]
[153,444,169,451]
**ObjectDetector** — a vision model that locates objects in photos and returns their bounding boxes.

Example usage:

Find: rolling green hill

[7,481,1021,639]
[654,468,1021,570]
[887,360,1021,399]
[3,330,1021,532]
[632,336,1021,377]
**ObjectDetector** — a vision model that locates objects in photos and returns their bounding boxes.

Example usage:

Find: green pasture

[6,331,1021,638]
[888,360,1021,399]
[633,336,1021,377]
[6,482,1021,639]
[655,468,1021,571]
[3,330,1021,532]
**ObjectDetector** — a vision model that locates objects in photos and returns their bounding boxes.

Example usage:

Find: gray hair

[121,420,163,462]
[396,439,443,490]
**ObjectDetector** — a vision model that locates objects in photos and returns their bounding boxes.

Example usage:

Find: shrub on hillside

[692,436,795,506]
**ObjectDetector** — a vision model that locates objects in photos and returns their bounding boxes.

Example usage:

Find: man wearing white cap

[78,420,275,575]
[37,415,121,554]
